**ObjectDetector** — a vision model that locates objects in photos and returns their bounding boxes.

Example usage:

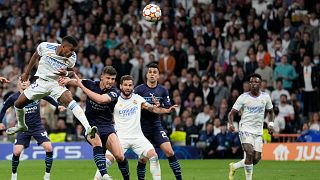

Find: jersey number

[41,131,49,138]
[31,83,39,89]
[160,131,167,138]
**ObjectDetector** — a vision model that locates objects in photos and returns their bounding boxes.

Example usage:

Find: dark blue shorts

[84,125,116,151]
[15,128,50,148]
[143,127,170,147]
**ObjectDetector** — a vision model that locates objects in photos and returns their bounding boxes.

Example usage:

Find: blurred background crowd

[0,0,319,158]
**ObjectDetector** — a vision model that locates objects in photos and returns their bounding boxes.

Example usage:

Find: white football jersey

[35,42,76,81]
[114,93,147,138]
[232,92,273,135]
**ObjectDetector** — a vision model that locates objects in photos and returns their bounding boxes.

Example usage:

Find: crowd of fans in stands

[0,0,320,158]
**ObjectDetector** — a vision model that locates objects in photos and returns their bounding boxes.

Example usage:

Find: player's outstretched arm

[228,109,238,132]
[142,102,177,114]
[0,77,9,84]
[74,73,112,104]
[21,51,40,82]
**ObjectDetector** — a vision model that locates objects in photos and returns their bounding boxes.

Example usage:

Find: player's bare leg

[106,133,129,180]
[146,149,161,180]
[243,143,254,180]
[253,151,261,165]
[42,142,53,180]
[6,93,33,135]
[160,142,182,180]
[59,90,97,138]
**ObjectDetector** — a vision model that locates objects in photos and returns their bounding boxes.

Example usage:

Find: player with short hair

[0,77,10,83]
[134,63,182,180]
[6,36,97,138]
[0,79,65,180]
[61,66,128,180]
[228,73,274,180]
[93,75,177,180]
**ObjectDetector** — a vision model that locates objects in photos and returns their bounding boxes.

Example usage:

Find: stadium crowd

[0,0,320,158]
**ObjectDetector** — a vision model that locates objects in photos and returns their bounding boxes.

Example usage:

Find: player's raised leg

[106,133,129,180]
[58,90,97,138]
[160,142,182,180]
[42,142,53,180]
[11,145,24,180]
[6,93,32,135]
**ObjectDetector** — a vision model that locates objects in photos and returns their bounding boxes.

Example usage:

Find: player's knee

[13,149,22,156]
[164,149,175,157]
[43,143,53,152]
[139,157,148,164]
[88,136,102,147]
[114,153,125,162]
[253,155,261,165]
[253,158,260,165]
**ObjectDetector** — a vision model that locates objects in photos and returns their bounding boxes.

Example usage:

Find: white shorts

[119,136,154,158]
[239,131,263,152]
[24,78,68,101]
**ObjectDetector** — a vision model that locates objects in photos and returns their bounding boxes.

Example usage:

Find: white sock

[234,159,245,169]
[68,100,91,130]
[244,164,253,180]
[149,156,161,180]
[14,107,27,128]
[94,169,102,180]
[44,172,50,177]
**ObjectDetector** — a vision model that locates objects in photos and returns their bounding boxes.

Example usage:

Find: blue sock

[45,152,53,173]
[93,146,107,177]
[168,155,182,180]
[137,161,146,180]
[12,155,20,174]
[118,158,130,180]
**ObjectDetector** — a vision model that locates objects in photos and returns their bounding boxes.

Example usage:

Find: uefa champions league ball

[143,4,161,22]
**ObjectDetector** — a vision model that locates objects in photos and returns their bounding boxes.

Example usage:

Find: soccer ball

[142,4,161,22]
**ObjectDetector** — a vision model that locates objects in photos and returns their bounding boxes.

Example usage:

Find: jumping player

[6,36,97,138]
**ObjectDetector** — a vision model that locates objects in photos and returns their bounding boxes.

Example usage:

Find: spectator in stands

[212,117,221,136]
[274,55,297,92]
[278,94,295,133]
[255,59,273,89]
[309,112,320,131]
[195,104,211,130]
[271,78,291,105]
[297,55,319,118]
[213,76,229,108]
[159,47,176,79]
[273,106,286,135]
[185,116,199,146]
[209,123,232,158]
[196,122,214,156]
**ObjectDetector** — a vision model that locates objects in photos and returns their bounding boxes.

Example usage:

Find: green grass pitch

[0,159,319,179]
